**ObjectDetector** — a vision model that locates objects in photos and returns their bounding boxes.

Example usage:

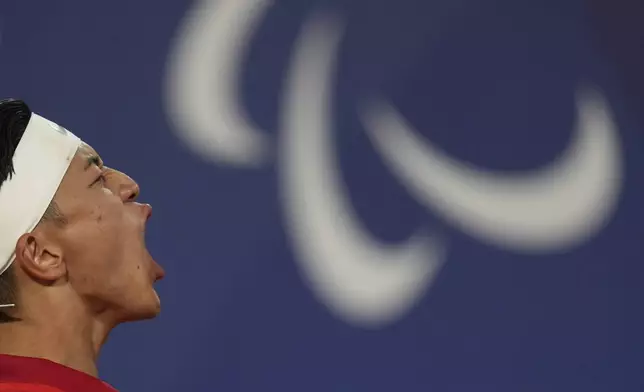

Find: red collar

[0,354,117,392]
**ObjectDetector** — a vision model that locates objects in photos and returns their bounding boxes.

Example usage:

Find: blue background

[1,0,643,390]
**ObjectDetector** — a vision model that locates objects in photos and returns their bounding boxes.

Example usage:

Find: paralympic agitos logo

[163,0,622,328]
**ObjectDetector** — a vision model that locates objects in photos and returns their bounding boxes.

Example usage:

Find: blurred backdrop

[1,0,643,390]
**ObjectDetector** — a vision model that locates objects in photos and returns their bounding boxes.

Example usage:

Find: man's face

[43,143,165,321]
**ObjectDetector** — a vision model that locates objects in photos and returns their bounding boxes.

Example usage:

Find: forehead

[71,143,100,170]
[79,142,99,160]
[57,142,100,187]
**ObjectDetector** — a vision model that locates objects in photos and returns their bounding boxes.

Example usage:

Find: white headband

[0,113,81,277]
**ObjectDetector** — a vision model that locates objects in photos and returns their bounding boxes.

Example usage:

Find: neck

[0,298,114,377]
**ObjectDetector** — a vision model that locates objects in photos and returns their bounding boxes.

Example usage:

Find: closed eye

[90,173,106,187]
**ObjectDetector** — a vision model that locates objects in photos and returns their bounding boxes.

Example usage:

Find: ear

[14,230,66,283]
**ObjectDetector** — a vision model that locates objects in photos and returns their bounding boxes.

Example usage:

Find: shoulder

[0,383,66,392]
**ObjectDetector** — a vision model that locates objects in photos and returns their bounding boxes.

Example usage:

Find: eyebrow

[84,154,103,170]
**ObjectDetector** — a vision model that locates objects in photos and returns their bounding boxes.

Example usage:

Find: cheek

[66,233,142,301]
[73,206,123,251]
[64,205,135,281]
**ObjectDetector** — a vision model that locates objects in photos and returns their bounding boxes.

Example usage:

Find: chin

[120,292,162,322]
[120,305,161,323]
[139,293,163,319]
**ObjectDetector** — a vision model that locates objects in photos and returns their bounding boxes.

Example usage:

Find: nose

[116,171,140,202]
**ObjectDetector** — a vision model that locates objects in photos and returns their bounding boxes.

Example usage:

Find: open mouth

[138,203,164,281]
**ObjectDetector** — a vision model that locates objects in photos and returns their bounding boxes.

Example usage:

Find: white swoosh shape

[165,0,271,167]
[279,13,445,327]
[360,91,622,252]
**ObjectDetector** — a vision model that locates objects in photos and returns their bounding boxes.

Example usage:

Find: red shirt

[0,355,117,392]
